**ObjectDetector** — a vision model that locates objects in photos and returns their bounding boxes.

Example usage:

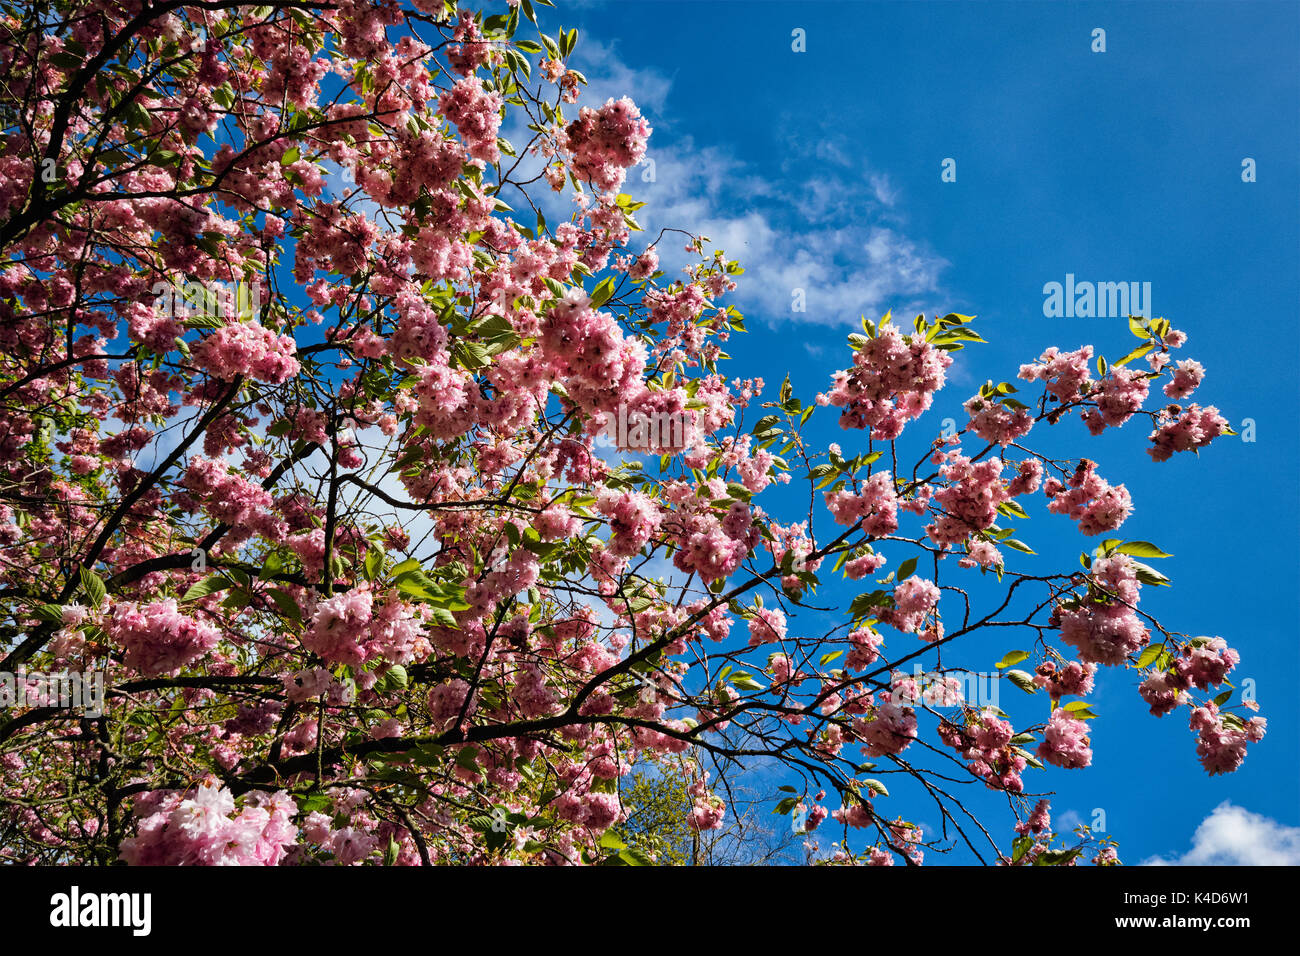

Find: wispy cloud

[563,44,948,329]
[1144,802,1300,866]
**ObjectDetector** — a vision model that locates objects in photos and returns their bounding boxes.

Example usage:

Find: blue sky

[545,0,1300,863]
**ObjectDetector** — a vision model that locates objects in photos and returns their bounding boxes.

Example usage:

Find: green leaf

[774,797,798,815]
[730,673,765,692]
[1130,561,1171,587]
[895,557,918,581]
[257,550,285,581]
[1062,700,1098,719]
[390,558,420,578]
[995,650,1030,670]
[863,779,890,797]
[267,588,301,622]
[1116,541,1173,559]
[1114,343,1154,367]
[182,574,229,602]
[1135,643,1165,669]
[30,604,65,624]
[1016,747,1045,770]
[428,606,459,629]
[1005,669,1037,694]
[619,846,653,866]
[1002,538,1036,555]
[78,567,107,609]
[363,549,383,582]
[589,276,616,308]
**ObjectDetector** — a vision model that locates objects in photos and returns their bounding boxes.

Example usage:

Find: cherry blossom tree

[0,0,1261,866]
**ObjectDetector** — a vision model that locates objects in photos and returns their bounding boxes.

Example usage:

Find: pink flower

[190,320,300,384]
[1163,359,1205,399]
[747,607,787,647]
[109,599,221,676]
[964,395,1033,446]
[1044,459,1132,535]
[438,75,502,164]
[1148,403,1228,462]
[1018,345,1093,403]
[824,471,899,536]
[1056,555,1150,666]
[1037,710,1093,769]
[120,781,298,866]
[1082,366,1149,435]
[879,577,940,635]
[562,97,651,194]
[824,327,952,440]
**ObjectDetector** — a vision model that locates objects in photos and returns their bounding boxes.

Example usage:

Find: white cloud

[1144,802,1300,866]
[572,38,672,117]
[560,46,948,329]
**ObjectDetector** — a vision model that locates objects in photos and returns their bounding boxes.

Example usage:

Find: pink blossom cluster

[438,75,503,164]
[555,788,622,831]
[879,576,940,635]
[747,606,788,647]
[1139,637,1240,716]
[964,395,1033,446]
[190,320,300,384]
[1189,704,1266,775]
[595,488,662,557]
[1006,457,1043,497]
[825,471,899,536]
[1137,670,1187,717]
[1018,345,1093,403]
[688,776,726,831]
[1037,710,1093,769]
[540,290,648,417]
[1163,359,1205,399]
[1147,403,1228,462]
[667,498,759,583]
[1043,459,1132,535]
[820,327,952,440]
[1055,554,1150,666]
[938,710,1027,792]
[1033,659,1096,700]
[180,455,285,544]
[120,781,298,866]
[1014,798,1052,836]
[844,551,887,581]
[109,598,221,676]
[302,585,425,666]
[832,798,874,830]
[854,690,917,756]
[428,679,478,728]
[958,538,1003,570]
[1081,366,1150,435]
[447,10,491,75]
[925,451,1008,547]
[845,626,884,671]
[561,97,651,194]
[1176,636,1240,689]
